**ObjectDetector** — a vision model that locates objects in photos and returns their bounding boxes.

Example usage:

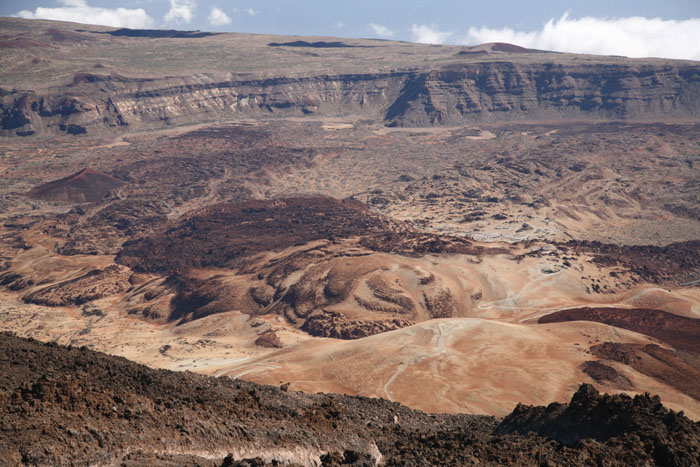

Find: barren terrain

[4,333,700,466]
[0,17,699,464]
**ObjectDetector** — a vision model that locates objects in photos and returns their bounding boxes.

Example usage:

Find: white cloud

[369,22,394,38]
[164,0,196,25]
[59,0,87,7]
[410,24,453,44]
[464,14,700,60]
[233,7,256,16]
[208,6,230,26]
[335,20,345,29]
[15,0,154,28]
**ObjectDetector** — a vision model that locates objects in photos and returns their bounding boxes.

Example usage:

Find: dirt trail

[383,322,450,401]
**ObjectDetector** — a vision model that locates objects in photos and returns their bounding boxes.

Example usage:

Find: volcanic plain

[1,17,700,463]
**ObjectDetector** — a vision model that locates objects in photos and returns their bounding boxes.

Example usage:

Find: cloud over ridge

[208,7,231,26]
[464,14,700,60]
[165,0,196,25]
[15,0,154,29]
[410,24,454,44]
[369,23,395,38]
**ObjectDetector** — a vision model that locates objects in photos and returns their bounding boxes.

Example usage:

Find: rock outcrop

[386,63,700,126]
[3,61,700,136]
[496,384,700,466]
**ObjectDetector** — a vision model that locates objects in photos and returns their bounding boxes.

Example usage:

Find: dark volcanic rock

[496,384,700,466]
[4,54,700,137]
[301,310,415,339]
[564,240,700,286]
[2,334,699,466]
[26,167,125,203]
[385,63,700,127]
[540,308,700,402]
[254,330,283,348]
[98,28,219,39]
[268,41,366,48]
[116,197,411,274]
[591,342,700,401]
[581,360,633,389]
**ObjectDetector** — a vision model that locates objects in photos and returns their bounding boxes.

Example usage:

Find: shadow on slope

[26,167,125,203]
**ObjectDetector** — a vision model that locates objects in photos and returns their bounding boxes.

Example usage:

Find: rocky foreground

[1,332,698,466]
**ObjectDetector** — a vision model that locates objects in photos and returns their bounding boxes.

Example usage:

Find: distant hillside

[1,18,699,137]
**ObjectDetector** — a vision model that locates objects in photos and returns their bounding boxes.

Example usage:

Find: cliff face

[386,63,700,126]
[0,73,406,136]
[2,63,700,137]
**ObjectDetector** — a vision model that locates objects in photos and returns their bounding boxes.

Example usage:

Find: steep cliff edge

[3,62,700,137]
[0,72,407,136]
[2,18,699,137]
[386,63,700,126]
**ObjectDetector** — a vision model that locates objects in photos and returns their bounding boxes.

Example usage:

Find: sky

[3,0,700,60]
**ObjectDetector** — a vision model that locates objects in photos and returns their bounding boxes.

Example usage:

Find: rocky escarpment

[3,60,700,136]
[0,72,405,137]
[386,63,700,126]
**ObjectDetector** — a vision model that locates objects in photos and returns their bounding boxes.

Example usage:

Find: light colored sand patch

[92,139,130,149]
[465,129,496,140]
[322,122,354,130]
[621,287,700,319]
[216,317,700,418]
[0,292,284,372]
[166,356,251,372]
[373,125,459,135]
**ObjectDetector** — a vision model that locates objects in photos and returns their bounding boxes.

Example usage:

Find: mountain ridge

[2,18,699,137]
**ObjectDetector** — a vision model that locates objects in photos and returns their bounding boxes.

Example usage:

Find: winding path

[382,322,449,401]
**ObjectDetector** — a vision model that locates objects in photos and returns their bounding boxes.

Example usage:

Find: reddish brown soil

[539,307,700,354]
[591,342,700,401]
[27,167,125,203]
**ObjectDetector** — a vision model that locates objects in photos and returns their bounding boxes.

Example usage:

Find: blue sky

[4,0,700,59]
